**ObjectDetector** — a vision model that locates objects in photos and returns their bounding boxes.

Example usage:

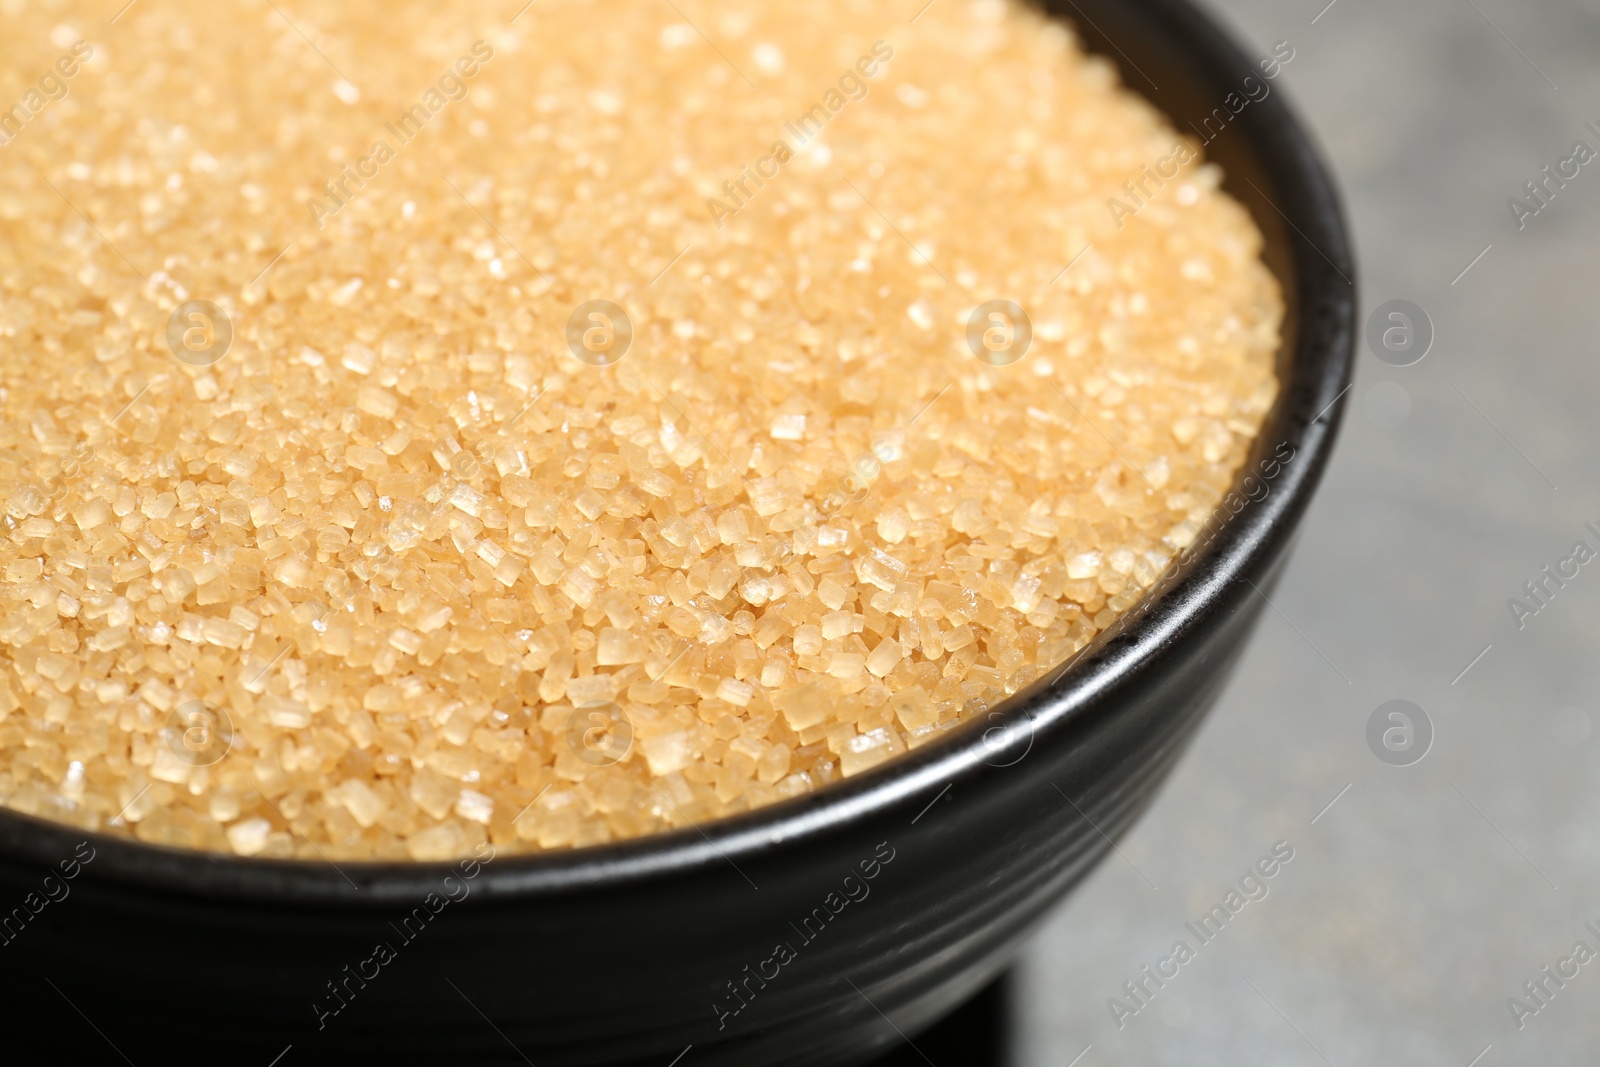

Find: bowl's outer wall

[0,0,1355,1062]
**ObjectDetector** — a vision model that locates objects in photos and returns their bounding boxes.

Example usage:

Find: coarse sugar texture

[0,0,1280,859]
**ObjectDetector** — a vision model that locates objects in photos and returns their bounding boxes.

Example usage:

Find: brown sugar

[0,0,1279,859]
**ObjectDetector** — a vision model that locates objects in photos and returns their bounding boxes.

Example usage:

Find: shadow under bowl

[0,0,1355,1062]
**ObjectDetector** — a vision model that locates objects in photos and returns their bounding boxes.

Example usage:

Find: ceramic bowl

[0,1,1355,1062]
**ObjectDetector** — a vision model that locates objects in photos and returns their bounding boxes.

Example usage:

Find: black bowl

[0,1,1354,1063]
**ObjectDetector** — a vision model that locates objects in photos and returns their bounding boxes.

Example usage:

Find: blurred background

[1014,0,1600,1063]
[880,0,1600,1063]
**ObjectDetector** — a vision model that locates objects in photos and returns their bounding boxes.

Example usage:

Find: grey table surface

[1013,0,1600,1064]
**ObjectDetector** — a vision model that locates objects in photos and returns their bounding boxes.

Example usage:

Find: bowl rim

[0,0,1357,905]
